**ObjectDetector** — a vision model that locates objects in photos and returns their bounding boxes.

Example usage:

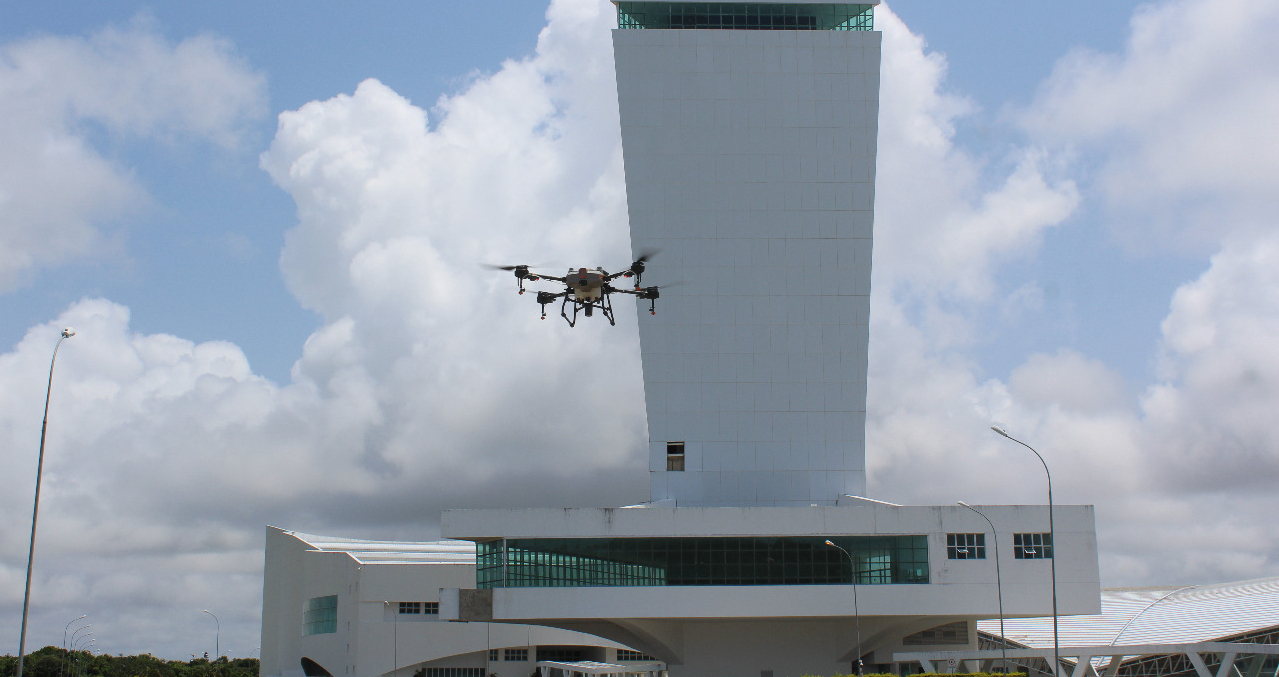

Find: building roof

[284,529,476,565]
[981,576,1279,648]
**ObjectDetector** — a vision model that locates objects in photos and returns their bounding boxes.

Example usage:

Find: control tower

[613,1,879,505]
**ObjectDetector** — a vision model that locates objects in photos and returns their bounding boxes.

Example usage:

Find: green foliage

[0,647,259,677]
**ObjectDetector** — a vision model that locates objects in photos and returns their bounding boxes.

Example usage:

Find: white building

[260,527,663,677]
[262,2,1104,676]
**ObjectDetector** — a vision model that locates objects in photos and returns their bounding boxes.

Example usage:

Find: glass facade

[617,3,874,31]
[302,595,337,636]
[476,536,928,588]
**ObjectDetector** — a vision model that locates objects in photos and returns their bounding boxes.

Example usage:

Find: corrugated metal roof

[980,576,1279,648]
[285,529,476,565]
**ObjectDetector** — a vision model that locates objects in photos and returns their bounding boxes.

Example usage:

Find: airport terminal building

[261,2,1108,676]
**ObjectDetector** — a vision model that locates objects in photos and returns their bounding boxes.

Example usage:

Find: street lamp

[72,637,94,677]
[63,616,88,677]
[203,609,221,659]
[825,540,864,676]
[17,327,76,677]
[72,633,94,654]
[958,502,1006,674]
[991,425,1059,677]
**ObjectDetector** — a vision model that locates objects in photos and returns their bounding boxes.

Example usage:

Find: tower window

[667,442,685,471]
[617,3,874,31]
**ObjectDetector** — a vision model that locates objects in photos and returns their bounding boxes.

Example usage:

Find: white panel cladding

[615,27,881,506]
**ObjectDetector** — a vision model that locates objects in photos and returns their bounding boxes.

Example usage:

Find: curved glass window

[617,3,874,31]
[302,595,337,635]
[476,535,927,588]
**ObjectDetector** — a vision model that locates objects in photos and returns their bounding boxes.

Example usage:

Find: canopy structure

[897,577,1279,677]
[895,642,1279,677]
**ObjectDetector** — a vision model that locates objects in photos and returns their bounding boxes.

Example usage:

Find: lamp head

[990,425,1008,437]
[62,327,75,338]
[957,501,971,508]
[824,540,836,547]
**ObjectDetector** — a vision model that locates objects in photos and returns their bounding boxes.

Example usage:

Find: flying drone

[486,252,662,327]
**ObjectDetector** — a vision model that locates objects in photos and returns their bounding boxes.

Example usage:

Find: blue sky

[3,0,1278,661]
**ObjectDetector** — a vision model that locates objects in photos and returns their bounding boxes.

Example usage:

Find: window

[946,533,986,560]
[504,648,528,661]
[488,649,499,661]
[476,535,929,588]
[417,669,485,677]
[303,595,338,636]
[616,2,874,31]
[538,648,585,662]
[666,442,685,471]
[617,649,658,661]
[397,601,437,615]
[1014,533,1053,559]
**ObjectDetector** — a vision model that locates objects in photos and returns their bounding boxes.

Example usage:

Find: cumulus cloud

[1019,0,1279,247]
[1143,237,1279,489]
[0,18,266,292]
[872,8,1080,305]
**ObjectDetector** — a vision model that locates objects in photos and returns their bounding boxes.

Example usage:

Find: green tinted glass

[477,535,927,588]
[617,3,874,31]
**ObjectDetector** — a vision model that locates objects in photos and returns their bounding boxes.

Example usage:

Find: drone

[486,252,662,327]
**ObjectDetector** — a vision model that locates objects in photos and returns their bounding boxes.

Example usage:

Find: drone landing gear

[560,294,616,328]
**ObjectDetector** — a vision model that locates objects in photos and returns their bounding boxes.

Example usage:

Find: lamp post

[63,615,87,652]
[825,540,863,676]
[203,609,221,659]
[17,327,76,677]
[72,637,94,677]
[63,618,89,677]
[61,614,87,677]
[958,502,1007,674]
[991,425,1059,677]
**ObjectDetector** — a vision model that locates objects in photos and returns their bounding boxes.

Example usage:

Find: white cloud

[1142,236,1279,489]
[1020,0,1279,247]
[872,7,1080,304]
[0,18,266,292]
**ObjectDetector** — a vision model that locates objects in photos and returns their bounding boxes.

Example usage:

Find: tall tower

[613,1,880,506]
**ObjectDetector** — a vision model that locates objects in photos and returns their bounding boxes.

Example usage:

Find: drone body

[487,255,661,327]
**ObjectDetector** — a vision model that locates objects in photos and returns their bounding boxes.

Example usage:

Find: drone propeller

[482,263,539,293]
[625,248,662,289]
[481,263,531,275]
